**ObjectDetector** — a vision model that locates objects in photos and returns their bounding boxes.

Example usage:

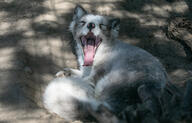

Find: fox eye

[100,24,107,31]
[79,21,86,26]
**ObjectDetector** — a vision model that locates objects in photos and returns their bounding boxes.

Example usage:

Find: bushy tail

[43,77,100,122]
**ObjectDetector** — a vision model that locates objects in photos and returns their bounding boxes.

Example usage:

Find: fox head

[69,5,120,66]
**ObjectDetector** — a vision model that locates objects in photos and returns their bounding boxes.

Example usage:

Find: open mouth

[80,32,102,66]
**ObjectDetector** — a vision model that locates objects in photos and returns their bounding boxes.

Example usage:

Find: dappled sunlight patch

[97,4,115,15]
[143,4,171,17]
[23,30,35,37]
[50,1,74,13]
[14,19,31,31]
[0,0,50,19]
[120,37,141,45]
[143,1,188,17]
[0,22,11,35]
[170,69,191,85]
[171,1,189,14]
[0,47,15,57]
[113,10,167,26]
[153,30,168,40]
[34,12,58,22]
[0,47,15,70]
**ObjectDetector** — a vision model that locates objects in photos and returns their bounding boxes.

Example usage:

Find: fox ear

[73,5,87,20]
[109,18,120,31]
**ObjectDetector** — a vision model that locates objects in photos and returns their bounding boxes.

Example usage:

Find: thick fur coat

[43,5,168,122]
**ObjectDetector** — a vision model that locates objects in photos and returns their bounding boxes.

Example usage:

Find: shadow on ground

[0,0,74,109]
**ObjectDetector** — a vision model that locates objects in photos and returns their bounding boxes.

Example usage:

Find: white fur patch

[43,77,97,121]
[69,21,75,34]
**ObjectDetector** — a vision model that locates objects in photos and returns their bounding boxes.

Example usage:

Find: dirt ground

[0,0,191,122]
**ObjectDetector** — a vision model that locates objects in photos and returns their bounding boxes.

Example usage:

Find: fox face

[69,5,120,66]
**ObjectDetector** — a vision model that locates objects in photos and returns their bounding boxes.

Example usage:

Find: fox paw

[55,68,72,78]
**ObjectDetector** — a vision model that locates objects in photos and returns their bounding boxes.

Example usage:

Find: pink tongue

[83,40,95,66]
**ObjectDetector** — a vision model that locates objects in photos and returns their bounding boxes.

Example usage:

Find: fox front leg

[55,68,82,78]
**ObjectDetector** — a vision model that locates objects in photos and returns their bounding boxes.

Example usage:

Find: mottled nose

[87,22,95,30]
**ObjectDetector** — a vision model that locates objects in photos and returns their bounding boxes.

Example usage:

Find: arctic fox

[43,5,168,122]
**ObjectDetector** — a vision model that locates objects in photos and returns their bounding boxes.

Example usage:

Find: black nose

[87,22,95,30]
